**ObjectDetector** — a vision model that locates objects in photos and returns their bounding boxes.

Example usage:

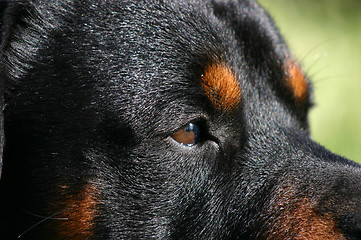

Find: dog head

[1,0,360,239]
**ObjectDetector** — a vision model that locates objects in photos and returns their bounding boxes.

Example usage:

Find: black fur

[0,0,360,239]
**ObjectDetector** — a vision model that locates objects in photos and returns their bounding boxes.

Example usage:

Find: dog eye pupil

[171,123,201,146]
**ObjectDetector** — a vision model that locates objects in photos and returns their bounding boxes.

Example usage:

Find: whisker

[304,54,327,75]
[299,38,336,63]
[18,208,72,239]
[312,74,350,86]
[23,209,69,221]
[307,64,331,80]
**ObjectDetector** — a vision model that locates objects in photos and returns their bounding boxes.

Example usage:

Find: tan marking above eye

[200,63,241,111]
[285,59,308,103]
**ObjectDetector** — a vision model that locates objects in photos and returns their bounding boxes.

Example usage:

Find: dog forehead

[80,3,293,116]
[15,0,304,117]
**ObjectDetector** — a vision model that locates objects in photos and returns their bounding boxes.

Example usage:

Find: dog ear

[0,1,68,178]
[0,78,3,179]
[0,1,29,178]
[0,1,8,178]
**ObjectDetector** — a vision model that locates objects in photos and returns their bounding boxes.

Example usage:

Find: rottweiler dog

[0,0,360,239]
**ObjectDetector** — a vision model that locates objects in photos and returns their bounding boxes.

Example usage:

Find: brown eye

[171,123,201,146]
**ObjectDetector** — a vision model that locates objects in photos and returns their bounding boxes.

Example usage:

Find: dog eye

[171,123,201,146]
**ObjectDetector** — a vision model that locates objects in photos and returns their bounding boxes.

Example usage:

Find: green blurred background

[258,0,361,163]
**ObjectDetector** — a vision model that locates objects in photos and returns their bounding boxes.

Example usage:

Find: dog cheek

[54,183,98,239]
[265,186,346,240]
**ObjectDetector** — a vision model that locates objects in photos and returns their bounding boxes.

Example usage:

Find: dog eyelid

[171,123,201,147]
